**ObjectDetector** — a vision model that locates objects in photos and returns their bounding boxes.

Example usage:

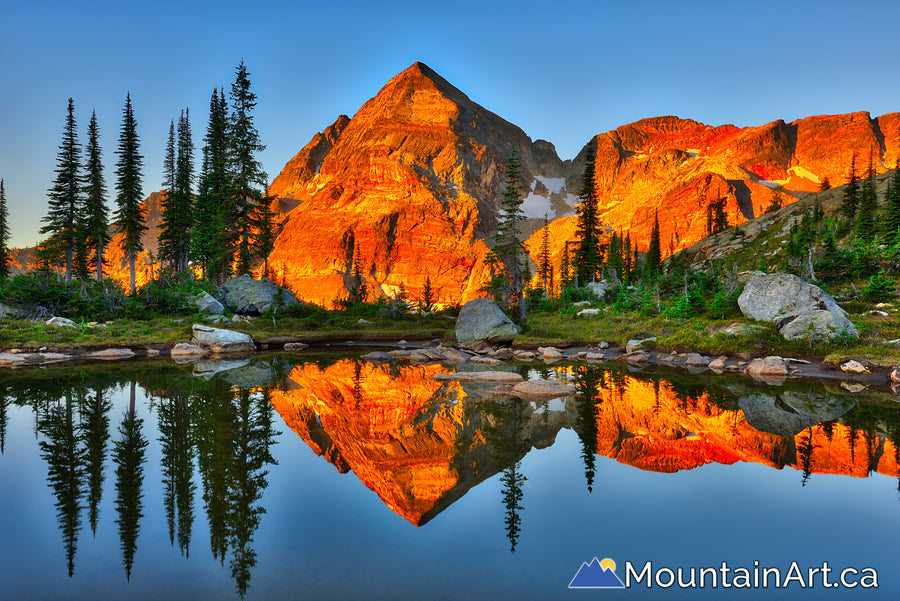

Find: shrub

[861,271,897,302]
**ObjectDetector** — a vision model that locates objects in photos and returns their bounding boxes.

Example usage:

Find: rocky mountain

[265,62,573,306]
[267,63,899,304]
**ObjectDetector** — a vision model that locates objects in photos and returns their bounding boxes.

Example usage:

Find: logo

[569,557,626,589]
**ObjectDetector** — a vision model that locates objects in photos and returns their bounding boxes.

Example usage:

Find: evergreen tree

[622,232,633,283]
[253,194,276,279]
[227,60,268,276]
[112,383,147,581]
[559,243,571,293]
[855,149,878,241]
[158,120,177,270]
[41,98,83,282]
[574,143,602,282]
[113,93,146,294]
[83,111,110,281]
[881,159,900,243]
[841,153,859,220]
[764,189,784,214]
[489,148,527,324]
[537,214,552,298]
[418,274,437,312]
[644,209,661,279]
[193,88,230,282]
[819,176,831,192]
[0,178,10,280]
[706,192,728,235]
[606,231,622,282]
[173,110,194,272]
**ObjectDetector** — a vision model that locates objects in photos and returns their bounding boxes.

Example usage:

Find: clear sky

[1,0,898,247]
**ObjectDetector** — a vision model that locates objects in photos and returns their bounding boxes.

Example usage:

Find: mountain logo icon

[568,557,626,589]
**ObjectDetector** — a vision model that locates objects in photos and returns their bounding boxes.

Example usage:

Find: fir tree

[537,214,552,298]
[41,98,83,282]
[253,193,276,279]
[644,209,661,279]
[227,60,268,276]
[606,231,622,282]
[418,274,437,312]
[819,176,831,192]
[192,88,230,282]
[765,189,784,214]
[83,110,110,281]
[855,149,877,241]
[559,243,571,293]
[489,148,527,324]
[881,159,900,243]
[841,153,859,220]
[158,120,177,269]
[0,179,10,280]
[113,93,146,295]
[574,143,602,283]
[706,192,728,235]
[173,109,194,271]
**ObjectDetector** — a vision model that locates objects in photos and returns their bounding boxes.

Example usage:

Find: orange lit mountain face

[103,191,163,290]
[268,63,899,303]
[268,361,898,525]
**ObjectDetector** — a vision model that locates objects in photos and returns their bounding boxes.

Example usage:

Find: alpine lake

[1,347,899,600]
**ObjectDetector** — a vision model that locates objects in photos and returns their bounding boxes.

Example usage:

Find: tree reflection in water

[112,381,148,581]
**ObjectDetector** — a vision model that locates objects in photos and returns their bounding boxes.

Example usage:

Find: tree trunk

[129,251,136,295]
[97,238,104,282]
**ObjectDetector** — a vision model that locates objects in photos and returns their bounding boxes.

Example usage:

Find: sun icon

[600,558,616,572]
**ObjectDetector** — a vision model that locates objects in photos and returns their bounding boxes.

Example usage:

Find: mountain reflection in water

[1,355,899,599]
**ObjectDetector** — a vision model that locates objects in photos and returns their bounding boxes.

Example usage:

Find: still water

[0,352,898,600]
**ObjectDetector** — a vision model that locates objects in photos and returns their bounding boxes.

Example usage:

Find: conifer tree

[537,214,552,298]
[841,153,859,220]
[489,148,527,324]
[819,177,831,192]
[881,159,900,243]
[41,98,83,282]
[253,194,276,279]
[158,120,177,270]
[765,189,784,214]
[227,60,268,276]
[606,231,622,282]
[0,178,10,280]
[113,93,146,295]
[574,143,602,283]
[855,149,877,241]
[173,110,194,271]
[559,243,571,293]
[83,110,110,281]
[193,88,230,282]
[644,209,661,279]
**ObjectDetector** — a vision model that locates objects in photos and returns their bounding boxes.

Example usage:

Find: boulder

[738,271,846,322]
[434,371,524,383]
[617,350,650,364]
[190,324,256,354]
[538,346,563,359]
[0,303,23,319]
[890,366,900,383]
[46,316,76,327]
[470,356,503,365]
[455,298,521,342]
[216,274,299,315]
[585,352,605,361]
[86,348,135,360]
[840,360,869,374]
[170,343,209,358]
[192,291,225,315]
[747,356,789,384]
[776,310,858,341]
[684,353,710,366]
[283,342,309,351]
[586,281,612,300]
[625,337,656,353]
[576,308,600,318]
[708,357,727,371]
[511,380,577,398]
[361,351,394,363]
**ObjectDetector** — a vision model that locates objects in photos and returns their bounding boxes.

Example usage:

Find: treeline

[33,60,274,294]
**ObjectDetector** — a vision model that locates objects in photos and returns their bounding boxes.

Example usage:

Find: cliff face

[264,62,572,307]
[103,191,163,291]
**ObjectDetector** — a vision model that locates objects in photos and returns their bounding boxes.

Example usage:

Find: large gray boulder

[738,271,846,321]
[776,310,858,341]
[456,298,521,342]
[192,291,225,315]
[190,324,256,354]
[216,275,299,315]
[738,271,857,341]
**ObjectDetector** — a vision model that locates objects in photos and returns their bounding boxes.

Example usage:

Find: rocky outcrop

[456,298,520,342]
[217,274,299,315]
[738,271,857,341]
[192,291,225,315]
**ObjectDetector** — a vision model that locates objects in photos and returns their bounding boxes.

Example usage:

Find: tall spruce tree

[113,93,146,295]
[0,178,9,280]
[489,148,527,324]
[158,120,177,270]
[881,159,900,243]
[83,110,110,281]
[644,209,661,279]
[193,88,230,282]
[173,109,194,272]
[537,214,552,298]
[227,60,268,276]
[841,152,859,220]
[855,149,877,241]
[41,98,83,282]
[574,143,602,283]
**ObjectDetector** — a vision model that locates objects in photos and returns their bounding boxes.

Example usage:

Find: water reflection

[2,355,900,598]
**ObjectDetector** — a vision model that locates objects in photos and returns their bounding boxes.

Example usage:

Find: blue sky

[1,0,898,247]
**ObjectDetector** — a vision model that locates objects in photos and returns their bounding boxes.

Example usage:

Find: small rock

[585,352,605,361]
[625,337,656,353]
[46,316,76,328]
[841,382,869,393]
[538,346,563,359]
[890,366,900,383]
[840,360,869,374]
[283,342,309,351]
[617,350,650,364]
[171,343,209,358]
[510,380,576,398]
[869,310,889,317]
[875,302,893,308]
[471,356,503,365]
[86,348,135,360]
[572,301,592,308]
[599,341,610,349]
[357,318,371,325]
[708,358,727,370]
[513,350,536,360]
[147,349,160,356]
[684,353,710,366]
[361,351,394,363]
[747,356,789,379]
[576,308,600,318]
[434,371,523,384]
